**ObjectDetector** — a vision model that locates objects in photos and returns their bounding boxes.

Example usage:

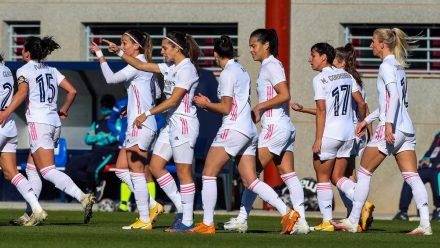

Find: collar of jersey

[322,66,334,72]
[175,58,190,69]
[225,59,235,68]
[262,55,275,65]
[383,54,395,62]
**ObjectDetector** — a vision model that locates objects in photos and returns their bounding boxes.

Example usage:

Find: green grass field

[0,210,438,248]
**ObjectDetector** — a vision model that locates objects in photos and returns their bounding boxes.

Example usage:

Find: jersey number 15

[36,74,56,103]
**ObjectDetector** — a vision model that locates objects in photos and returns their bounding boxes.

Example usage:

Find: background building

[1,0,439,214]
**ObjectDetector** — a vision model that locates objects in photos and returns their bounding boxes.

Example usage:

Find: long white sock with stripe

[157,173,182,213]
[281,172,306,224]
[115,168,134,192]
[11,173,43,212]
[317,182,333,222]
[336,177,355,201]
[202,176,217,226]
[249,179,289,216]
[349,167,372,224]
[25,163,42,215]
[130,172,150,223]
[180,183,195,226]
[40,166,84,202]
[402,172,430,228]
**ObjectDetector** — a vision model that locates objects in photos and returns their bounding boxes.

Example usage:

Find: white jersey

[120,55,157,131]
[313,66,360,141]
[0,63,17,137]
[376,55,414,134]
[16,60,64,127]
[256,55,294,131]
[217,59,257,138]
[158,58,199,123]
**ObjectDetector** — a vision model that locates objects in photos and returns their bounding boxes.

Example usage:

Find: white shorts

[350,135,367,157]
[28,122,60,153]
[318,136,354,160]
[367,125,416,156]
[123,125,156,151]
[0,135,17,153]
[258,124,294,156]
[211,129,256,157]
[153,141,194,164]
[156,117,199,148]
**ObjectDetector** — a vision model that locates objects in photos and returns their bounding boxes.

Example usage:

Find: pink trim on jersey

[11,174,25,186]
[180,184,196,194]
[375,125,384,141]
[40,166,55,177]
[132,85,141,114]
[157,173,174,188]
[385,91,390,117]
[230,97,238,121]
[266,86,273,117]
[180,117,188,135]
[220,129,229,140]
[183,94,190,113]
[249,179,260,191]
[264,124,274,140]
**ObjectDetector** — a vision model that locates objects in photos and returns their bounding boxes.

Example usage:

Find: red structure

[263,0,291,209]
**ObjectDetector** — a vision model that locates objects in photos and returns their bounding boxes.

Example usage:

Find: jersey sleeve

[266,62,286,87]
[53,68,66,85]
[158,63,169,76]
[175,67,195,90]
[16,68,29,85]
[379,63,396,86]
[119,65,138,82]
[351,76,361,93]
[219,70,234,97]
[313,75,326,100]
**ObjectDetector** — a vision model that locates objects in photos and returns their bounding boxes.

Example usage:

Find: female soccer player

[91,30,163,230]
[191,35,299,235]
[336,28,432,235]
[1,36,95,224]
[307,42,365,232]
[223,29,305,234]
[0,55,47,226]
[106,31,200,232]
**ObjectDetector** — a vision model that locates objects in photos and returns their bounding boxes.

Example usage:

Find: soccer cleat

[164,213,183,232]
[392,211,409,221]
[95,180,106,202]
[167,222,195,233]
[24,210,48,226]
[81,193,96,224]
[122,218,153,230]
[333,218,358,233]
[310,221,334,232]
[406,225,432,235]
[291,222,310,234]
[431,207,440,221]
[280,209,300,234]
[9,213,31,226]
[149,202,165,223]
[191,222,216,234]
[223,217,248,233]
[361,201,375,230]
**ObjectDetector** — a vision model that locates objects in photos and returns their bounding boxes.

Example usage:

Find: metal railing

[7,23,40,61]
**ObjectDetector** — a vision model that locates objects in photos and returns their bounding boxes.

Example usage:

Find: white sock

[130,172,150,223]
[281,172,306,225]
[40,166,84,202]
[157,173,182,213]
[336,177,355,201]
[317,182,333,222]
[115,168,134,192]
[402,172,430,228]
[180,183,195,226]
[11,173,43,212]
[149,195,157,209]
[348,167,372,224]
[249,179,288,216]
[237,189,257,222]
[202,176,217,226]
[25,163,42,215]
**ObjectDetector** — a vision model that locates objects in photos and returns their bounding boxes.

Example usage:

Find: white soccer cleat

[223,217,248,233]
[291,222,310,234]
[9,213,31,226]
[24,210,48,226]
[334,218,358,233]
[407,225,432,235]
